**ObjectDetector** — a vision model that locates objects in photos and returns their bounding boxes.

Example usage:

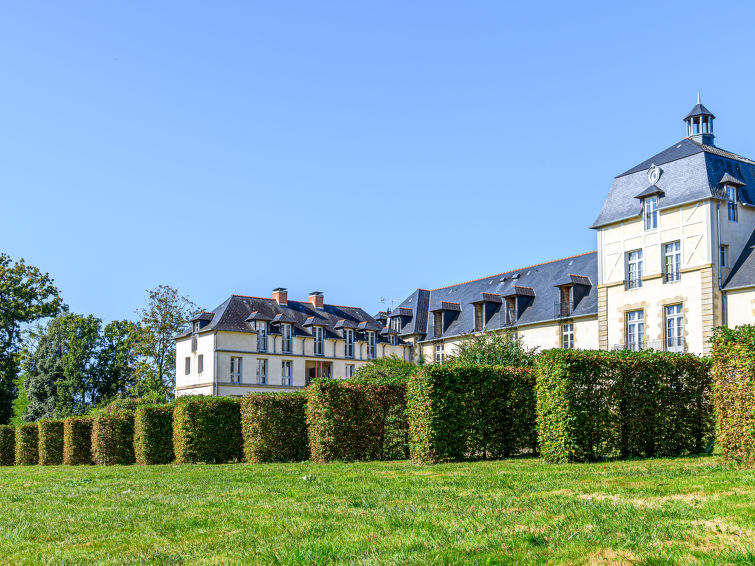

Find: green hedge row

[712,326,755,467]
[0,425,14,466]
[38,419,65,465]
[64,417,93,465]
[16,423,39,465]
[241,392,309,463]
[92,411,135,465]
[134,405,175,465]
[407,364,536,463]
[536,349,712,463]
[174,397,243,464]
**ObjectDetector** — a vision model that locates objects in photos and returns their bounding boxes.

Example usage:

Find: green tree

[447,330,538,368]
[0,254,64,424]
[96,320,139,401]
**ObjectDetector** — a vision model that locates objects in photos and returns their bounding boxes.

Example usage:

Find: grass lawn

[1,456,754,565]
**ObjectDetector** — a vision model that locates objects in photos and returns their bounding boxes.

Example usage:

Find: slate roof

[723,229,755,290]
[685,103,715,119]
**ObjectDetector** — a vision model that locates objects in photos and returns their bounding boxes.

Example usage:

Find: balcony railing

[612,339,686,353]
[554,300,572,318]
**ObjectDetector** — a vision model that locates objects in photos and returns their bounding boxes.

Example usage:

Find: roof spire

[697,90,701,104]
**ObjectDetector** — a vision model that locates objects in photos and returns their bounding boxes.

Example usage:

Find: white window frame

[230,357,242,383]
[644,196,658,231]
[367,331,376,359]
[663,241,681,283]
[391,317,401,332]
[561,323,574,349]
[281,323,292,354]
[665,304,684,353]
[185,357,191,375]
[313,326,324,356]
[435,344,444,363]
[626,310,644,352]
[257,322,268,352]
[626,250,643,289]
[345,364,355,378]
[344,329,354,358]
[257,359,268,385]
[282,360,292,386]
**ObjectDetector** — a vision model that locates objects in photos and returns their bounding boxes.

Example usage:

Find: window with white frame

[185,357,191,375]
[367,331,376,359]
[626,310,644,352]
[665,304,684,352]
[720,244,729,268]
[191,334,197,352]
[561,323,574,349]
[230,357,242,383]
[726,186,738,222]
[644,196,658,230]
[663,241,681,283]
[313,326,324,356]
[198,354,203,374]
[282,360,292,386]
[345,364,355,378]
[257,359,268,384]
[391,316,401,332]
[281,323,292,353]
[256,322,268,352]
[626,250,643,289]
[435,344,444,363]
[344,329,354,358]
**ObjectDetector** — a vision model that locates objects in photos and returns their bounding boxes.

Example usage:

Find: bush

[38,419,64,465]
[447,331,538,367]
[307,380,408,463]
[15,422,39,465]
[536,349,712,463]
[407,364,536,463]
[134,405,175,465]
[0,425,15,466]
[241,393,309,463]
[351,356,418,385]
[173,397,242,464]
[712,325,755,467]
[63,417,94,465]
[92,411,135,465]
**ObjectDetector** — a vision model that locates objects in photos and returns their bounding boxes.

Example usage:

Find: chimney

[308,291,324,309]
[272,287,288,306]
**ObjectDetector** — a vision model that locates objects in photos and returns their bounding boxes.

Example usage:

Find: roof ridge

[693,140,755,166]
[231,295,363,311]
[430,251,597,291]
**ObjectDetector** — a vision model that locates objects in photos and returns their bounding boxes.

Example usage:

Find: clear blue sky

[3,1,755,321]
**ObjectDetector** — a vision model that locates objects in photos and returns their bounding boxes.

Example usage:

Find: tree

[447,330,538,368]
[0,254,64,424]
[96,320,139,402]
[133,285,197,399]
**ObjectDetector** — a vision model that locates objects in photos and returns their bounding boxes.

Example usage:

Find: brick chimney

[308,291,324,309]
[272,287,288,306]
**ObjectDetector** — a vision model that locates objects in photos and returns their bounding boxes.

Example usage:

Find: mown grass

[0,456,754,565]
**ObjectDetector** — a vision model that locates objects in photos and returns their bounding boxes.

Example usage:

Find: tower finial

[697,91,701,104]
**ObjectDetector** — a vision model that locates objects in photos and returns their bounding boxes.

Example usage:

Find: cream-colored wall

[717,203,755,286]
[175,333,215,390]
[726,287,755,328]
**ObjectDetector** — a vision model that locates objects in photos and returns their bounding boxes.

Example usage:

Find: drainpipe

[213,332,218,397]
[716,203,728,326]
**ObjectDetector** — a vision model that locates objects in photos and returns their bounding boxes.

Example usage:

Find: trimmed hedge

[173,397,243,464]
[536,349,712,463]
[407,364,536,463]
[64,417,94,465]
[92,411,135,465]
[712,325,755,467]
[134,405,175,465]
[241,393,309,463]
[306,380,408,463]
[38,419,65,465]
[15,423,39,465]
[0,425,15,466]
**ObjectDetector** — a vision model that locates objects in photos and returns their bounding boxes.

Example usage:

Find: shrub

[63,417,94,465]
[712,325,755,467]
[536,349,712,463]
[447,331,538,367]
[134,405,175,465]
[0,425,15,466]
[38,419,65,465]
[407,364,536,463]
[15,422,39,465]
[307,380,408,463]
[351,356,418,385]
[92,411,135,465]
[241,393,309,463]
[173,397,242,464]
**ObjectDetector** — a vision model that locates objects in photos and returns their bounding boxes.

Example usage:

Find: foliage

[306,380,408,462]
[92,411,135,465]
[712,325,755,467]
[63,417,93,465]
[0,424,14,465]
[350,356,418,385]
[173,397,242,464]
[97,393,169,415]
[134,405,175,465]
[447,330,538,368]
[38,419,64,465]
[241,393,309,463]
[407,364,536,463]
[0,254,64,424]
[15,422,39,465]
[535,349,713,463]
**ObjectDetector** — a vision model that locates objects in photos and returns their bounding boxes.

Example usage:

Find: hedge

[241,393,309,463]
[134,405,175,465]
[92,411,135,465]
[712,325,755,467]
[536,349,712,463]
[0,425,15,466]
[306,380,408,463]
[38,419,65,465]
[173,397,243,464]
[15,423,39,465]
[63,417,94,465]
[407,364,536,463]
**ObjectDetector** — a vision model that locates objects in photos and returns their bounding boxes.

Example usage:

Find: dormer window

[433,311,443,338]
[391,317,401,332]
[281,323,292,353]
[474,303,483,332]
[726,186,738,222]
[313,326,324,356]
[256,321,268,352]
[644,196,658,230]
[366,331,376,359]
[344,329,354,358]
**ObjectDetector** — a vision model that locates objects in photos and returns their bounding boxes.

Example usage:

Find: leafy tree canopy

[446,330,538,368]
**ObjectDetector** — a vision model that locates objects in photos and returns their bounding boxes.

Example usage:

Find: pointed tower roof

[685,92,715,119]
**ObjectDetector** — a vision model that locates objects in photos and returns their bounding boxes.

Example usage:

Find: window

[191,334,197,352]
[561,323,574,349]
[663,241,681,283]
[390,334,397,346]
[282,361,292,386]
[345,364,355,378]
[720,244,729,268]
[433,311,443,338]
[665,304,684,352]
[313,326,324,356]
[257,359,268,385]
[256,322,268,352]
[344,329,354,358]
[391,317,401,332]
[198,355,203,374]
[727,186,738,222]
[626,310,644,352]
[474,303,483,332]
[367,331,376,359]
[626,250,643,289]
[435,344,444,363]
[281,324,292,354]
[505,298,517,325]
[230,357,242,383]
[644,196,658,230]
[558,286,572,316]
[184,357,191,375]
